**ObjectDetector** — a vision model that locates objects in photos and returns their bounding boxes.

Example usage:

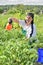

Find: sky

[0,0,43,5]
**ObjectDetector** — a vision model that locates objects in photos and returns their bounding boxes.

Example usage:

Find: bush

[0,8,3,13]
[0,28,38,65]
[7,9,16,14]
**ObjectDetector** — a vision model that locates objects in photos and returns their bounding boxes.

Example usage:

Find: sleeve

[19,20,25,28]
[32,24,36,37]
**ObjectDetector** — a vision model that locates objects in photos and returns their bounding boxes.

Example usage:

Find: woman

[9,13,37,42]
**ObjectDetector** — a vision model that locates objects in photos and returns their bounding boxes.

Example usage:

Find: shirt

[19,20,36,38]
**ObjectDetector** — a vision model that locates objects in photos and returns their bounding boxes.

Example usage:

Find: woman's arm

[8,17,19,23]
[12,17,19,23]
[8,17,25,28]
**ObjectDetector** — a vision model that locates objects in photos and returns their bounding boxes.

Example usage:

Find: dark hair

[8,19,12,24]
[27,13,34,37]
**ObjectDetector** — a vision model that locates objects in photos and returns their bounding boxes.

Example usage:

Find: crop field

[0,5,43,65]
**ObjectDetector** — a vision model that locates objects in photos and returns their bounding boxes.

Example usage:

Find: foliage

[0,5,43,65]
[0,28,38,65]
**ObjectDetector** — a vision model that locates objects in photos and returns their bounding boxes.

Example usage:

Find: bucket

[37,48,43,63]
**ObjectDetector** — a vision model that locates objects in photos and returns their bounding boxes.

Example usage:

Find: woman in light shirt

[9,13,37,42]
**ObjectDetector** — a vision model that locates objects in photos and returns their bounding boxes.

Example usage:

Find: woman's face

[25,15,33,26]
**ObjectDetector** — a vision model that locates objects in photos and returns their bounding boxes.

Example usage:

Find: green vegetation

[0,5,43,65]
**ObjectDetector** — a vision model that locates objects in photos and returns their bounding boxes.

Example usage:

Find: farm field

[0,5,43,65]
